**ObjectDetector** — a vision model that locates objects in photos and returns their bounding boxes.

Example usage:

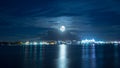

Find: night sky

[0,0,120,41]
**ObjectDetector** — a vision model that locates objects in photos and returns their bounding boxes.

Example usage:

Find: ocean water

[0,44,120,68]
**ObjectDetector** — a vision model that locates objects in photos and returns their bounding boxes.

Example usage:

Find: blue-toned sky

[0,0,120,41]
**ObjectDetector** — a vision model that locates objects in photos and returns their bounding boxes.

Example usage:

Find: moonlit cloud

[0,0,120,41]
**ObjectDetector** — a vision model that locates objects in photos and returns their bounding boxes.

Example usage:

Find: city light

[23,39,120,46]
[33,42,38,45]
[25,41,29,45]
[39,42,43,45]
[81,39,95,44]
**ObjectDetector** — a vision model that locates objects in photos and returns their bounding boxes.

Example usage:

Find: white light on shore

[25,41,29,45]
[33,42,38,45]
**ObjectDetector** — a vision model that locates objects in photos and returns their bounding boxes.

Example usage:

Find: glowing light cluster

[25,41,29,45]
[95,41,105,44]
[33,42,38,45]
[81,39,95,44]
[23,39,120,45]
[24,41,56,45]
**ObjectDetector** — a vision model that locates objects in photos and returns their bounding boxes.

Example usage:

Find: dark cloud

[0,0,120,41]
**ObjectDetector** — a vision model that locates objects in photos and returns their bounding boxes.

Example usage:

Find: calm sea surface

[0,44,120,68]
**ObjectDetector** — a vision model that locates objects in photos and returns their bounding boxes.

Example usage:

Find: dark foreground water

[0,44,120,68]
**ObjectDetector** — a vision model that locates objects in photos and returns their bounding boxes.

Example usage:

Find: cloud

[0,0,120,41]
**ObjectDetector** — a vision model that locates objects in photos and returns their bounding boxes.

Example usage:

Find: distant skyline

[0,0,120,41]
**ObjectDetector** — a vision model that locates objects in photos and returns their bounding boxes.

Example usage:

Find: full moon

[60,26,66,32]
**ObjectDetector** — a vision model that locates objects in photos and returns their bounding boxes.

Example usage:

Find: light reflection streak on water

[81,45,89,68]
[39,45,43,68]
[30,45,33,60]
[24,45,28,60]
[23,45,43,68]
[33,45,37,68]
[24,45,33,68]
[90,45,96,68]
[58,44,67,68]
[33,46,37,61]
[114,45,119,67]
[81,45,96,68]
[24,45,29,68]
[99,46,103,68]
